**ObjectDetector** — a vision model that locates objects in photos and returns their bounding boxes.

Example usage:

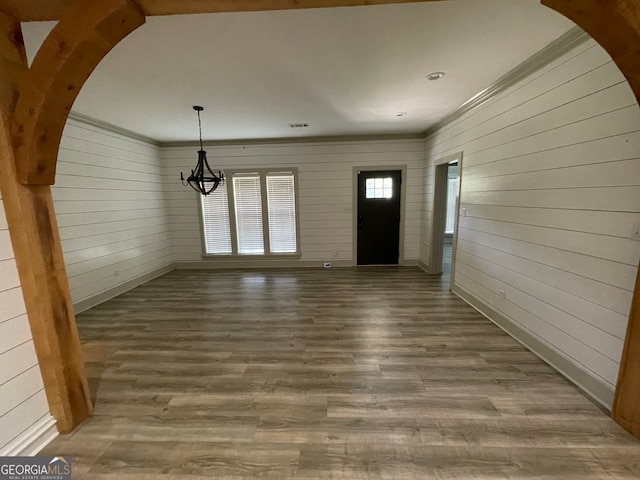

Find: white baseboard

[0,415,58,456]
[174,259,354,269]
[73,264,175,314]
[453,283,615,410]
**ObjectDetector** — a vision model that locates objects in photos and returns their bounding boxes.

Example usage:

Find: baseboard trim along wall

[73,265,175,314]
[175,260,355,270]
[176,260,420,269]
[453,284,615,410]
[0,415,58,456]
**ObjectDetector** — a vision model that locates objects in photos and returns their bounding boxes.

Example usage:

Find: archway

[0,0,638,437]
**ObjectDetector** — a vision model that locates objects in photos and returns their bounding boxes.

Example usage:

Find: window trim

[199,167,301,258]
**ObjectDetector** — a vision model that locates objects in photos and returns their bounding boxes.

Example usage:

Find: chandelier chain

[197,109,203,151]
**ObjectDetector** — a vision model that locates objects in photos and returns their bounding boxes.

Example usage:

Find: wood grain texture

[0,118,92,434]
[0,0,443,21]
[40,268,640,478]
[613,262,640,438]
[0,15,91,435]
[12,0,145,185]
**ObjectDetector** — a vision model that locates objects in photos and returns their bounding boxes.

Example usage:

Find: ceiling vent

[289,123,309,128]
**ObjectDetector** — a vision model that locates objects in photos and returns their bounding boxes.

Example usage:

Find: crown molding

[422,26,591,138]
[161,133,424,148]
[67,111,161,146]
[66,26,590,147]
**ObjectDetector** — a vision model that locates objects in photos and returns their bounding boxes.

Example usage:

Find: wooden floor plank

[40,267,640,479]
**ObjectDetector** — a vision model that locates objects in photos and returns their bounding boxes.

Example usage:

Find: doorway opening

[429,153,462,290]
[443,162,458,281]
[354,168,405,266]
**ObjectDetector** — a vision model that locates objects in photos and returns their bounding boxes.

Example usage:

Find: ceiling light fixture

[180,106,224,196]
[426,71,445,81]
[394,112,407,117]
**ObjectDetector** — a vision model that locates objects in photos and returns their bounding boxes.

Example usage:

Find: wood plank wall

[423,39,640,407]
[52,119,173,308]
[163,139,425,266]
[0,191,51,453]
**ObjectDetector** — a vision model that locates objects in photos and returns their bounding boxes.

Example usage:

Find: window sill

[201,253,302,260]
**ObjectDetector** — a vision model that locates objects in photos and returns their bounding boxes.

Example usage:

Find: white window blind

[201,181,232,254]
[233,175,264,254]
[266,174,297,253]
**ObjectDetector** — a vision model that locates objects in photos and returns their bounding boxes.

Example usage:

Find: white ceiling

[21,0,575,143]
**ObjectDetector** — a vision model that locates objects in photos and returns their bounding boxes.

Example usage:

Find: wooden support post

[0,0,145,433]
[0,11,92,434]
[614,264,640,438]
[0,137,92,433]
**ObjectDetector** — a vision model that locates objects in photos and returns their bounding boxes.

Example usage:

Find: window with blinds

[200,169,299,257]
[267,174,297,253]
[233,175,265,254]
[201,181,232,254]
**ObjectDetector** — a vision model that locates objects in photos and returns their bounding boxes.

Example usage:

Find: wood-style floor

[42,267,640,479]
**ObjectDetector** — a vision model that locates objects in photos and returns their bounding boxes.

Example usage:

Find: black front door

[357,170,402,265]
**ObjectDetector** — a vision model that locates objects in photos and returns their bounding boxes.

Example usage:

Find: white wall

[0,193,53,455]
[424,39,640,406]
[163,139,424,266]
[52,119,173,310]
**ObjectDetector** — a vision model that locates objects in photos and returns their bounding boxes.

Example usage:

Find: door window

[365,177,393,199]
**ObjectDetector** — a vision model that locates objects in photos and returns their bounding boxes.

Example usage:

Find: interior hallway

[42,268,640,479]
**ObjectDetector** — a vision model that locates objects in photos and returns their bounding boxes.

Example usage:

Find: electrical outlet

[631,222,640,241]
[498,289,506,300]
[332,248,338,257]
[462,207,467,217]
[323,262,332,268]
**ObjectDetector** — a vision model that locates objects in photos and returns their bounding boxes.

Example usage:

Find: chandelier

[180,106,225,195]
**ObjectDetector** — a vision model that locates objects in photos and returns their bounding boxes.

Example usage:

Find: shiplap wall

[163,139,424,265]
[52,119,173,309]
[424,39,640,406]
[0,193,52,454]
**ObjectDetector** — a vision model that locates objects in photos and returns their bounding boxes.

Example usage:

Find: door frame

[352,165,407,266]
[428,152,463,291]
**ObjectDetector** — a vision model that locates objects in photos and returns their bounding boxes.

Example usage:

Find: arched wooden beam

[12,0,146,186]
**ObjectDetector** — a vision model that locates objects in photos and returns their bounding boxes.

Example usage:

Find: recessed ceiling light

[394,112,407,117]
[426,72,445,81]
